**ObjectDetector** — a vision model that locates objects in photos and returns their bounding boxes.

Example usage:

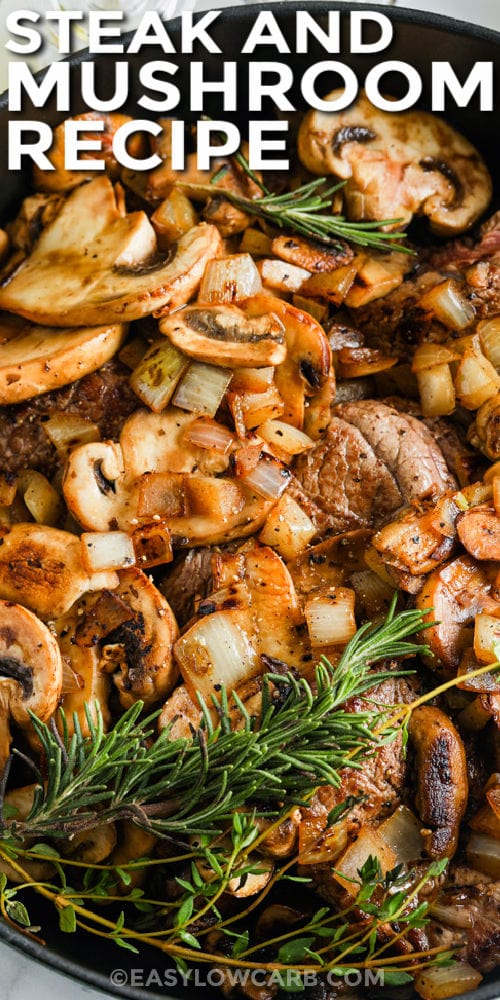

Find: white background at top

[0,0,500,998]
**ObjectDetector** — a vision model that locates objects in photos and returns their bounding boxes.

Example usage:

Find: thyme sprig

[1,600,427,845]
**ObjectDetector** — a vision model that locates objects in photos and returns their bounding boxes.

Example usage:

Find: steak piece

[429,868,500,973]
[293,400,456,535]
[159,548,215,628]
[0,358,139,477]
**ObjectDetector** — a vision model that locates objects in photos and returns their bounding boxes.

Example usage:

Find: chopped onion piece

[231,367,275,393]
[158,684,203,741]
[18,470,62,527]
[414,962,482,1000]
[350,569,395,619]
[302,263,358,305]
[151,188,198,247]
[132,522,173,569]
[259,493,316,561]
[0,473,17,507]
[174,608,260,703]
[118,335,148,371]
[258,419,314,459]
[454,342,500,410]
[417,364,456,417]
[469,799,500,838]
[81,531,136,573]
[199,253,262,304]
[334,828,397,895]
[239,227,272,256]
[474,612,500,665]
[186,476,245,521]
[43,412,100,454]
[137,472,187,518]
[240,452,291,500]
[305,587,356,647]
[337,346,398,378]
[184,418,234,454]
[229,386,285,430]
[478,318,500,369]
[258,258,310,294]
[378,806,425,865]
[412,341,460,372]
[173,361,232,417]
[467,830,500,878]
[130,339,189,412]
[292,294,328,324]
[419,278,476,330]
[61,658,84,696]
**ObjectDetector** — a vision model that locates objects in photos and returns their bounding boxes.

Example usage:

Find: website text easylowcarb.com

[109,966,387,991]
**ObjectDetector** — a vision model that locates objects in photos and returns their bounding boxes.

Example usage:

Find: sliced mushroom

[0,177,223,326]
[64,823,117,864]
[100,568,178,709]
[54,603,112,737]
[416,555,500,674]
[371,506,456,586]
[0,600,63,774]
[246,295,332,431]
[110,821,157,890]
[272,234,353,272]
[62,441,137,532]
[298,90,492,234]
[0,524,118,619]
[120,409,231,480]
[159,303,286,368]
[409,706,468,859]
[0,784,56,883]
[0,311,126,404]
[243,542,311,672]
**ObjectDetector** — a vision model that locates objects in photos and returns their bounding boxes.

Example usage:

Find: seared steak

[159,547,215,627]
[0,359,139,477]
[293,401,456,535]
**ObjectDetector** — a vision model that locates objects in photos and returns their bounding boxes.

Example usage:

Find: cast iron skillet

[0,3,499,997]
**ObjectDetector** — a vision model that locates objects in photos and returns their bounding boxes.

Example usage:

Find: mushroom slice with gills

[0,524,118,619]
[54,602,112,738]
[0,312,127,405]
[245,295,331,431]
[416,554,500,675]
[242,542,311,672]
[0,176,223,326]
[297,89,492,234]
[271,234,353,272]
[0,600,63,775]
[119,409,231,479]
[167,484,275,548]
[62,441,138,532]
[456,506,500,561]
[99,568,179,710]
[159,302,286,368]
[409,706,468,860]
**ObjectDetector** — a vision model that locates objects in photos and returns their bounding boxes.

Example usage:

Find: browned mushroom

[409,706,468,859]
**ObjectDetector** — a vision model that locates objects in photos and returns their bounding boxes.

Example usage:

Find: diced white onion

[173,361,232,417]
[304,587,356,647]
[132,522,173,569]
[61,658,84,696]
[239,227,272,256]
[411,341,460,372]
[186,476,245,521]
[198,253,262,304]
[303,263,358,305]
[474,612,500,665]
[334,828,397,895]
[259,493,316,561]
[349,570,395,619]
[378,806,425,865]
[478,317,500,369]
[184,418,234,454]
[454,343,500,410]
[417,364,456,417]
[174,608,260,703]
[231,386,285,430]
[81,531,136,573]
[43,412,100,454]
[414,962,482,1000]
[130,339,189,412]
[258,419,314,458]
[466,830,500,878]
[419,279,476,330]
[18,471,62,527]
[137,472,186,518]
[158,684,202,741]
[258,258,310,294]
[118,336,148,371]
[240,453,291,499]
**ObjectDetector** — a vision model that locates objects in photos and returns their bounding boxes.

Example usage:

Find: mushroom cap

[0,599,63,727]
[0,524,118,618]
[0,177,223,326]
[159,302,287,368]
[0,311,126,404]
[298,90,492,234]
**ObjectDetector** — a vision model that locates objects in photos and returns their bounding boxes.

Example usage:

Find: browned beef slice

[293,401,456,534]
[292,414,402,535]
[0,359,139,477]
[429,869,500,973]
[159,548,215,627]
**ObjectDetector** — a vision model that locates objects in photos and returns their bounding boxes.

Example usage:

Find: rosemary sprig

[1,600,427,845]
[181,145,413,253]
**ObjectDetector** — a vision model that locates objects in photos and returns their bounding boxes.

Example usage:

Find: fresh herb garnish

[181,147,414,254]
